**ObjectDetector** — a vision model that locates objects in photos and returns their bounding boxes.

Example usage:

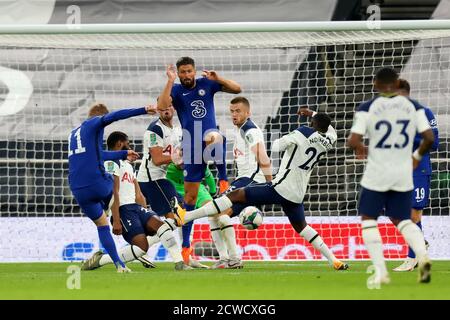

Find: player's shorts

[225,177,258,218]
[111,204,156,244]
[139,179,183,216]
[358,187,412,220]
[412,175,431,210]
[71,179,113,221]
[172,182,213,209]
[243,182,305,223]
[183,163,208,183]
[183,131,225,182]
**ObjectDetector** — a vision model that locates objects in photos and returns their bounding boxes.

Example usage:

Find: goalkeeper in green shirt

[166,163,217,209]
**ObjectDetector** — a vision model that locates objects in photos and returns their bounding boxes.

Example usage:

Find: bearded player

[157,56,241,263]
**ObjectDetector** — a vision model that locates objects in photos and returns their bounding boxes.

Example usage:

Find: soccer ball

[239,206,263,230]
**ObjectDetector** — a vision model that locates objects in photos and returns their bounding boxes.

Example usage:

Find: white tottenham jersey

[137,118,181,182]
[351,95,431,192]
[104,160,136,206]
[233,118,266,183]
[271,124,337,204]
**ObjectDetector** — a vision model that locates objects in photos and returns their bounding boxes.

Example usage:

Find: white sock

[185,196,233,223]
[361,219,388,277]
[209,216,229,261]
[147,235,160,249]
[157,221,183,263]
[219,214,239,260]
[99,245,146,266]
[300,225,336,265]
[397,219,428,261]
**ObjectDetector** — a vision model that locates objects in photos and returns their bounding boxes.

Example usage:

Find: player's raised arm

[203,70,241,94]
[158,64,177,111]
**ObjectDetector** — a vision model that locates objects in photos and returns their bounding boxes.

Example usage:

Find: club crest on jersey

[191,100,207,119]
[106,161,115,173]
[246,134,254,144]
[198,89,206,96]
[149,133,157,146]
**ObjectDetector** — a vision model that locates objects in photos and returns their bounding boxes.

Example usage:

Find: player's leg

[205,130,228,193]
[74,183,126,271]
[142,210,192,270]
[139,179,183,251]
[182,163,204,264]
[209,214,229,268]
[387,191,431,283]
[394,175,430,272]
[284,203,348,270]
[358,187,390,284]
[179,182,269,224]
[94,204,151,271]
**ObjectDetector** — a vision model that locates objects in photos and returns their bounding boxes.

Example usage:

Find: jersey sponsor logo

[121,172,134,183]
[162,145,172,155]
[182,92,190,96]
[198,89,206,96]
[191,100,207,118]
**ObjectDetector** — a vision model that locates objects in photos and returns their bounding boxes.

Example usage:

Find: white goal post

[0,20,449,262]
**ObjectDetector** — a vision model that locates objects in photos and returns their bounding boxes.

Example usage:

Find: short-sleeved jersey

[104,160,136,206]
[68,107,146,189]
[233,118,266,183]
[137,118,182,182]
[413,106,439,176]
[350,95,431,192]
[170,77,222,148]
[271,124,337,204]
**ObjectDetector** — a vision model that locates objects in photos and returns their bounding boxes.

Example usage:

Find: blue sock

[97,225,125,268]
[408,221,423,259]
[182,204,196,248]
[217,138,227,181]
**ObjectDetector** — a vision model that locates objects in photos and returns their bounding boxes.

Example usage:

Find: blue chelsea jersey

[413,106,439,176]
[171,77,222,139]
[68,107,146,189]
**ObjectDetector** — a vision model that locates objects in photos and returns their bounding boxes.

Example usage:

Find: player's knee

[291,220,307,233]
[411,209,422,223]
[204,131,223,146]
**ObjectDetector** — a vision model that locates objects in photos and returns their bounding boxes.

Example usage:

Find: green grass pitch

[0,261,449,300]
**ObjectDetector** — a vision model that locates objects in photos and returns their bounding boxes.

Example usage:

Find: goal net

[0,22,449,262]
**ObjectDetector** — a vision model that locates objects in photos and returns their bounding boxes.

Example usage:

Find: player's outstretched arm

[101,106,153,127]
[102,150,140,162]
[271,132,297,153]
[158,64,177,111]
[111,175,122,235]
[251,142,272,182]
[203,70,241,94]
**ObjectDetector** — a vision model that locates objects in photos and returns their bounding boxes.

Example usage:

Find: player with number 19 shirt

[348,67,434,284]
